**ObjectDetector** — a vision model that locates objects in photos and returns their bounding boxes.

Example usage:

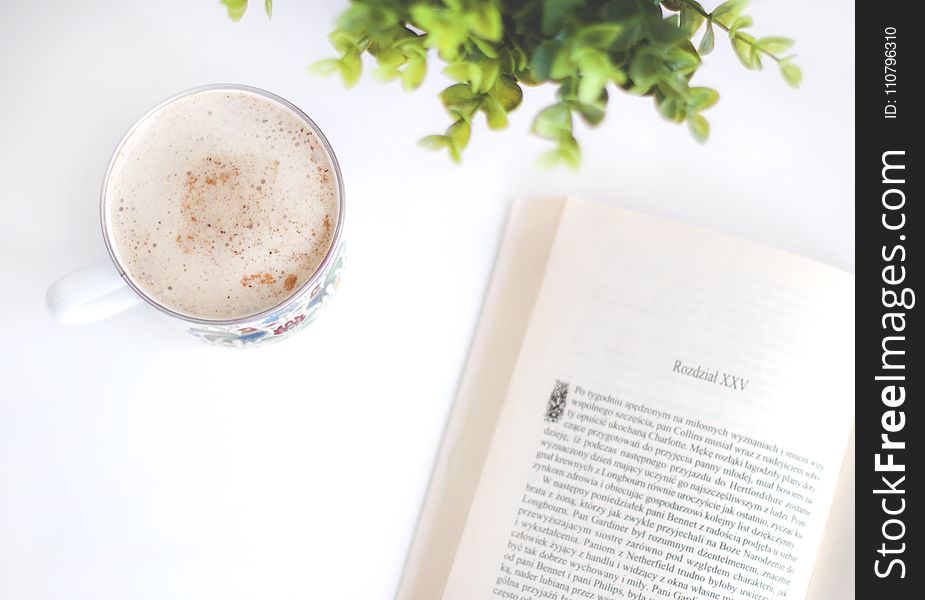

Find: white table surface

[0,2,853,599]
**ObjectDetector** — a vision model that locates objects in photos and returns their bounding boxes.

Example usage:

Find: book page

[804,427,853,600]
[443,199,854,600]
[397,199,568,600]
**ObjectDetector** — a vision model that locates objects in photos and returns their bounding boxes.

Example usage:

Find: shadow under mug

[46,84,346,347]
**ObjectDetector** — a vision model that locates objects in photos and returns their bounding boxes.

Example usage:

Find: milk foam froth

[106,89,339,320]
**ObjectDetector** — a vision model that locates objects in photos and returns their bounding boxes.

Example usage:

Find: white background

[0,1,853,599]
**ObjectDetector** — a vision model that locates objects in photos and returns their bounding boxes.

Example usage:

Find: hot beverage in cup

[106,88,339,320]
[47,85,345,346]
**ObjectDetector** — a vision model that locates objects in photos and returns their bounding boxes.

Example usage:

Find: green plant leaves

[440,83,476,106]
[308,59,341,77]
[537,135,580,170]
[220,0,271,20]
[577,24,626,48]
[533,104,573,140]
[468,2,503,41]
[531,102,579,169]
[575,50,612,103]
[529,42,558,81]
[481,96,509,129]
[730,16,752,37]
[329,30,360,54]
[290,0,803,167]
[629,51,660,92]
[542,0,583,36]
[759,36,795,54]
[688,113,710,142]
[221,0,248,22]
[732,32,762,70]
[339,49,363,86]
[401,57,427,90]
[698,21,715,55]
[779,58,803,88]
[448,119,471,154]
[308,49,363,87]
[418,135,449,151]
[680,3,705,35]
[491,76,524,110]
[712,0,749,28]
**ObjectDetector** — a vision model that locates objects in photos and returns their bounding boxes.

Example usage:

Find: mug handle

[46,260,142,325]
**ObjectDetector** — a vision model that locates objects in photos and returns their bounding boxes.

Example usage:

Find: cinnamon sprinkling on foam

[240,273,276,287]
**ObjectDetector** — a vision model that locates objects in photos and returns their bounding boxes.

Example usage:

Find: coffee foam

[106,88,339,320]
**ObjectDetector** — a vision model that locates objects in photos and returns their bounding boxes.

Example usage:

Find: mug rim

[99,83,346,327]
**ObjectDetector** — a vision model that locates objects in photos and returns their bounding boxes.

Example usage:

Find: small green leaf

[450,100,482,122]
[730,15,752,37]
[447,119,471,160]
[549,46,574,80]
[329,30,360,54]
[664,44,701,75]
[732,33,761,70]
[576,51,611,103]
[401,57,427,90]
[698,22,715,55]
[557,136,581,168]
[578,74,607,105]
[418,135,448,151]
[542,0,583,36]
[443,63,470,82]
[340,49,363,86]
[394,35,425,57]
[374,48,405,70]
[472,37,500,59]
[712,0,749,28]
[480,60,501,93]
[529,42,558,82]
[657,95,684,122]
[611,67,627,86]
[576,102,605,126]
[574,88,608,126]
[308,59,341,77]
[440,83,477,107]
[489,76,523,111]
[689,87,719,111]
[680,4,705,35]
[481,97,509,129]
[576,24,625,48]
[536,149,562,170]
[468,3,503,41]
[532,103,572,140]
[629,52,660,91]
[221,0,248,22]
[759,36,795,55]
[264,0,272,18]
[688,113,709,142]
[372,66,399,83]
[779,60,802,88]
[365,6,399,32]
[467,62,483,93]
[659,75,692,100]
[337,4,371,31]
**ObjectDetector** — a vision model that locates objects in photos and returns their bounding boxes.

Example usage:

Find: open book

[398,199,854,600]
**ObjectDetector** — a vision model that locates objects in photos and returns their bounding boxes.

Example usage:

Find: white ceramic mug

[46,84,345,347]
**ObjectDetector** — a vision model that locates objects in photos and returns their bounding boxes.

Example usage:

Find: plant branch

[679,0,783,63]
